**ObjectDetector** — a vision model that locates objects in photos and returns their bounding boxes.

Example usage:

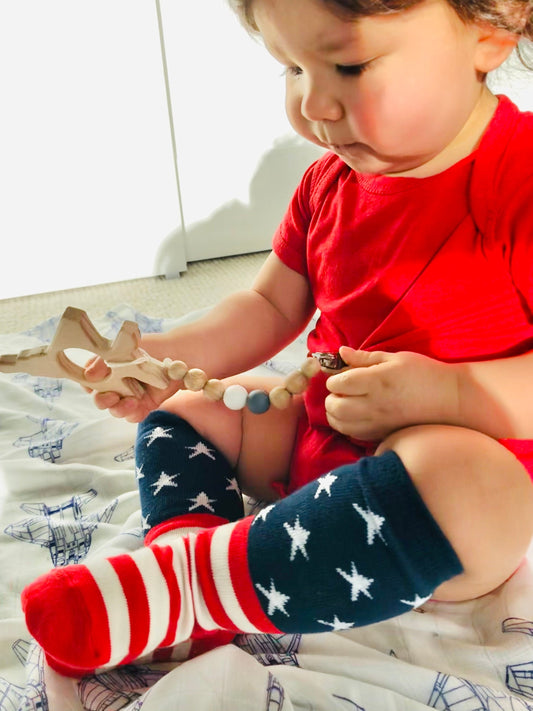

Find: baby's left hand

[325,346,460,441]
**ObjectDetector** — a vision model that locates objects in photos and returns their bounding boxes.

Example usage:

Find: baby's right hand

[84,356,179,423]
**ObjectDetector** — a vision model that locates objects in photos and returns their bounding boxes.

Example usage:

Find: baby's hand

[324,346,460,441]
[84,356,180,423]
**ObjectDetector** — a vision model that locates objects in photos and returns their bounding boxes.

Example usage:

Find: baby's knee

[376,424,533,599]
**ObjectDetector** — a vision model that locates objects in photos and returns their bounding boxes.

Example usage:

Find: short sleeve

[272,162,316,277]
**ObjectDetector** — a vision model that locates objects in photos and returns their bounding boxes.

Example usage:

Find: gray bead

[247,389,271,414]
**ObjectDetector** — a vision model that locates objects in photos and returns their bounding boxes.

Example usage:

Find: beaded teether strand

[0,308,348,405]
[162,356,321,413]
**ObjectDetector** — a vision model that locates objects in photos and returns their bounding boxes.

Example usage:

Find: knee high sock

[22,427,463,677]
[133,410,244,663]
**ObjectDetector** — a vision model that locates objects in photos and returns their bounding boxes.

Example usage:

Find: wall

[0,3,531,299]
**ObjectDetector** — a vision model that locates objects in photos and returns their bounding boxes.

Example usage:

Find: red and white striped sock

[22,512,243,677]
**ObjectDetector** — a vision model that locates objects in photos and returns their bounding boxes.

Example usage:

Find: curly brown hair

[228,0,533,40]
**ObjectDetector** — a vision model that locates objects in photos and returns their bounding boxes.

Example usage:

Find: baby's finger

[93,390,122,411]
[85,356,111,382]
[326,367,371,395]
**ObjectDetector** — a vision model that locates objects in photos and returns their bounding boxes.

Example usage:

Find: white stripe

[208,524,262,633]
[189,534,218,632]
[90,559,131,667]
[169,537,195,644]
[134,547,171,658]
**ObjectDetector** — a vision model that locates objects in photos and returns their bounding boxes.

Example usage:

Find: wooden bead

[183,368,208,391]
[223,384,248,410]
[165,359,188,381]
[202,379,225,401]
[300,356,321,379]
[269,385,292,409]
[247,389,270,414]
[284,370,309,395]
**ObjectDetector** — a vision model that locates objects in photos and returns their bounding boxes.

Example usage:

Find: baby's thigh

[161,374,304,501]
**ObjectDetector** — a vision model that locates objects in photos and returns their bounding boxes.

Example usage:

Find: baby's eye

[283,65,303,78]
[336,63,369,77]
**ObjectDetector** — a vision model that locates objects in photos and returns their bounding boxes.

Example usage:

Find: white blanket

[1,305,532,711]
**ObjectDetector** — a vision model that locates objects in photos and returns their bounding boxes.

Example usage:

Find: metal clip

[312,351,348,371]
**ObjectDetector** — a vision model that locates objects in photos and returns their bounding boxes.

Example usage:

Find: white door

[0,0,184,299]
[158,0,324,274]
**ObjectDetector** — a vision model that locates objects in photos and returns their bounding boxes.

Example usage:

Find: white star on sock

[352,503,386,545]
[255,579,290,617]
[151,471,179,496]
[186,442,216,460]
[400,593,432,609]
[337,562,374,601]
[135,465,144,480]
[253,504,275,524]
[144,426,173,447]
[225,477,240,493]
[188,491,217,513]
[284,516,310,561]
[141,513,150,531]
[317,615,355,631]
[314,472,338,499]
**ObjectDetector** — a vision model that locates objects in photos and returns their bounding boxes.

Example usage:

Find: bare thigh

[161,375,305,501]
[377,424,533,601]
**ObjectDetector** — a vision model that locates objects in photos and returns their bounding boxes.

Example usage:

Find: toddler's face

[253,0,494,176]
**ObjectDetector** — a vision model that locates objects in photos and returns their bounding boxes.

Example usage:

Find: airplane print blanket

[0,304,532,711]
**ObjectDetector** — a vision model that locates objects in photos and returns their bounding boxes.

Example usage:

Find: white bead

[223,384,248,410]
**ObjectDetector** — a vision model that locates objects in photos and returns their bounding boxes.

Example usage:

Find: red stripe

[109,554,150,665]
[150,544,181,647]
[228,517,282,633]
[145,513,228,545]
[194,527,240,632]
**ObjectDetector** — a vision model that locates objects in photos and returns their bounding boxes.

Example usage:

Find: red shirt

[273,96,533,493]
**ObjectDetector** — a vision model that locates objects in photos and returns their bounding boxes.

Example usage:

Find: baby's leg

[23,422,532,677]
[21,429,458,675]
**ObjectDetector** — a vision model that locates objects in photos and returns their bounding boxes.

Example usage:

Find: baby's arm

[325,346,533,441]
[90,253,316,421]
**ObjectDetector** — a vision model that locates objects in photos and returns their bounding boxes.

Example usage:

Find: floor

[0,252,269,333]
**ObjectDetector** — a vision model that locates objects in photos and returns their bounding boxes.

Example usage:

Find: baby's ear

[474,25,519,74]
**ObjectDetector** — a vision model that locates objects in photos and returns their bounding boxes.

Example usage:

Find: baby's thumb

[338,346,387,368]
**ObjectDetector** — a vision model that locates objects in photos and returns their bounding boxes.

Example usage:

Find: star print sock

[22,450,463,676]
[134,409,243,663]
[135,409,244,536]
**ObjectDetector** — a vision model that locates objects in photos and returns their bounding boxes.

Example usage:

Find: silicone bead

[223,384,248,410]
[300,357,321,379]
[269,385,292,409]
[165,359,188,381]
[203,379,226,401]
[183,368,208,391]
[284,370,308,395]
[247,389,271,414]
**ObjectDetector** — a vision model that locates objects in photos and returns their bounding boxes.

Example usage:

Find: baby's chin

[330,143,434,178]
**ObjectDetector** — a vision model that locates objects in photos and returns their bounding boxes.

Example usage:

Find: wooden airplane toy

[0,307,169,398]
[0,307,328,409]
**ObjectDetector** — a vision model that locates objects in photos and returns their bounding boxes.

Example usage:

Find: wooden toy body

[0,307,170,397]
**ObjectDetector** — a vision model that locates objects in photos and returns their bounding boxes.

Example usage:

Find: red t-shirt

[273,96,533,493]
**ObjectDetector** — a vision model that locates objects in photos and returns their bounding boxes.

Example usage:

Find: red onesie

[273,96,533,494]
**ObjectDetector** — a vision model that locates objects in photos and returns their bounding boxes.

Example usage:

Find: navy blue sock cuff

[135,410,244,534]
[357,450,464,593]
